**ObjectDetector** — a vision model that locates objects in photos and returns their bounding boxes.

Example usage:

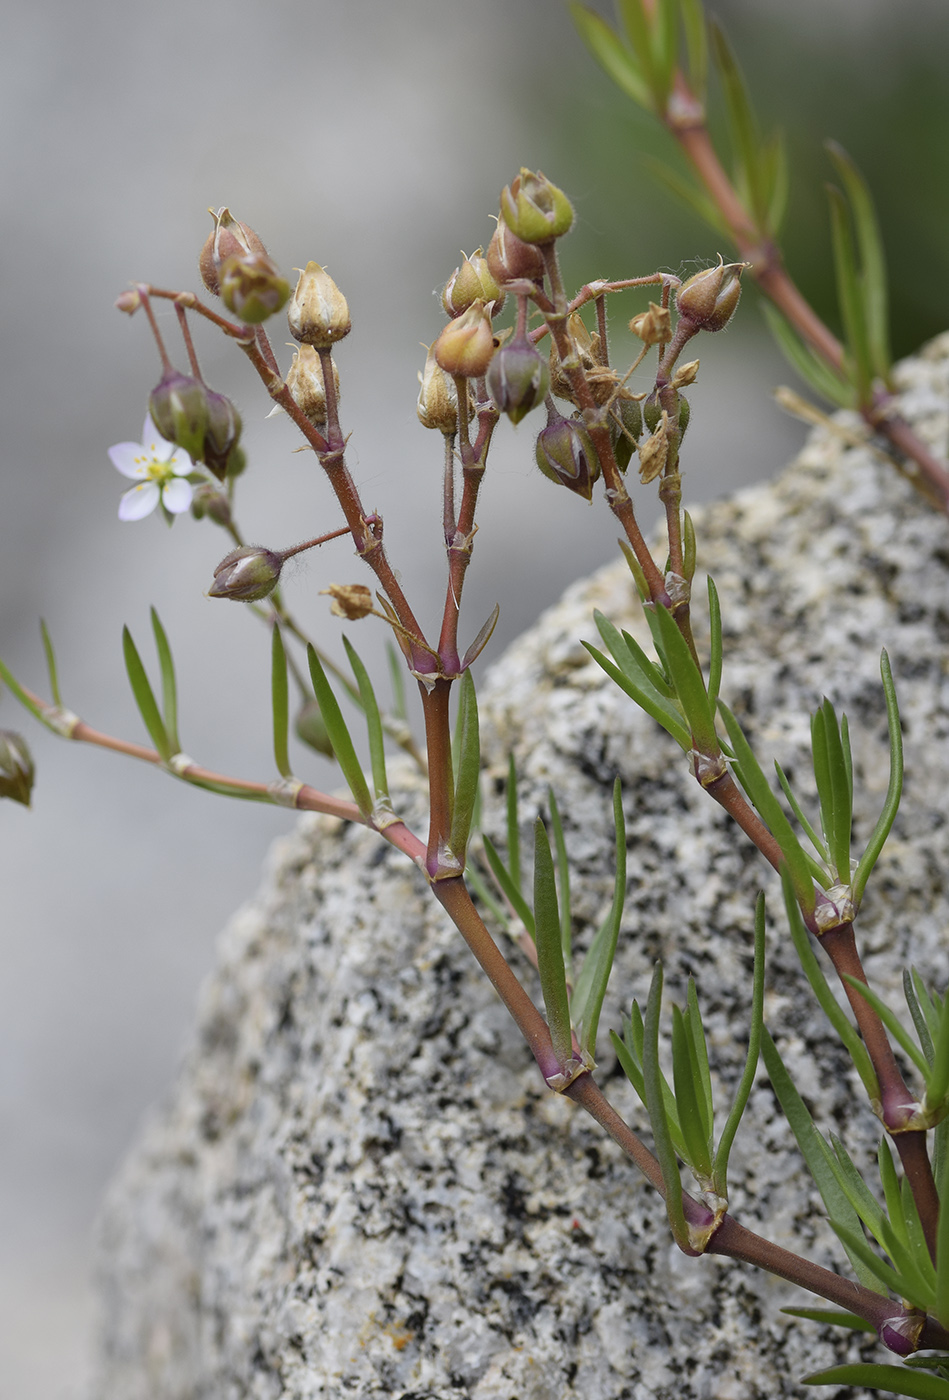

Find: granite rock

[94,335,949,1399]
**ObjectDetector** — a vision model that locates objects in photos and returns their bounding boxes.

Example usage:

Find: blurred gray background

[1,1,947,1394]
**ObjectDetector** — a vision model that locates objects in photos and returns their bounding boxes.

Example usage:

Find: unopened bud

[433,300,496,379]
[629,301,670,345]
[201,389,242,481]
[294,698,334,758]
[486,218,546,286]
[675,260,746,333]
[672,359,699,389]
[322,583,373,619]
[288,262,351,348]
[190,482,233,526]
[0,730,34,806]
[442,249,504,317]
[500,168,574,245]
[486,334,549,425]
[219,253,290,325]
[148,369,208,461]
[287,343,339,427]
[417,347,460,434]
[199,207,270,296]
[535,409,600,501]
[208,545,283,602]
[115,289,141,316]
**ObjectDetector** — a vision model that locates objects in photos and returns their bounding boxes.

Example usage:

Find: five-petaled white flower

[108,416,194,521]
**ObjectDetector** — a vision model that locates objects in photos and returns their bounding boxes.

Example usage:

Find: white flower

[108,416,194,521]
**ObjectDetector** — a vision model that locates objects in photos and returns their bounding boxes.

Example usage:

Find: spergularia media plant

[5,3,949,1394]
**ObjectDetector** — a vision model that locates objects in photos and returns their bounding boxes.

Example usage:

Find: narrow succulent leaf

[810,706,832,848]
[934,1118,949,1210]
[713,892,766,1194]
[271,625,292,780]
[461,603,500,671]
[643,157,732,240]
[149,608,180,755]
[878,1136,907,1244]
[573,780,627,1059]
[343,637,389,808]
[385,641,408,721]
[779,869,877,1094]
[122,626,172,762]
[0,655,49,727]
[827,182,874,406]
[618,539,651,602]
[464,856,508,929]
[706,576,723,710]
[762,1029,885,1292]
[853,650,903,904]
[449,671,480,865]
[595,611,673,697]
[719,703,815,912]
[584,640,691,749]
[306,645,373,818]
[830,1222,931,1312]
[904,970,936,1067]
[761,303,855,408]
[483,835,535,937]
[679,0,707,100]
[569,3,651,108]
[827,1134,888,1240]
[935,1121,949,1327]
[820,699,853,880]
[925,987,949,1114]
[763,130,789,234]
[506,754,522,893]
[685,978,714,1140]
[826,141,892,383]
[900,1175,937,1292]
[840,712,853,802]
[652,0,679,107]
[612,1027,687,1156]
[672,1004,713,1177]
[184,775,280,804]
[548,788,573,964]
[682,511,697,584]
[844,976,930,1079]
[911,968,942,1044]
[616,0,659,94]
[40,620,63,708]
[533,819,573,1067]
[802,1364,949,1397]
[774,760,829,864]
[621,1002,684,1146]
[644,964,690,1248]
[709,19,766,227]
[781,1306,875,1333]
[653,604,718,754]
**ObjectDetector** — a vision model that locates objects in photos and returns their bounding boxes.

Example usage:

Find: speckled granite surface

[94,337,949,1398]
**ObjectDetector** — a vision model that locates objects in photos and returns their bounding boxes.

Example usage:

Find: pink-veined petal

[118,481,160,521]
[109,442,149,479]
[161,478,194,514]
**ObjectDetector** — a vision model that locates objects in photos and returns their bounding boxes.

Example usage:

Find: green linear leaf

[781,1306,874,1333]
[506,754,522,894]
[150,608,180,755]
[595,610,673,698]
[803,1364,949,1398]
[122,626,172,762]
[935,1115,949,1328]
[644,964,690,1248]
[386,641,408,722]
[774,760,829,864]
[830,1221,931,1312]
[819,699,852,881]
[612,1024,687,1157]
[617,0,659,95]
[449,671,480,865]
[343,636,390,811]
[685,977,713,1141]
[0,655,49,727]
[826,141,892,384]
[853,650,903,905]
[761,303,855,408]
[463,856,508,929]
[40,620,63,708]
[827,1133,888,1241]
[653,604,717,754]
[306,645,372,818]
[271,625,292,780]
[652,0,679,107]
[900,1174,937,1293]
[763,130,789,235]
[843,976,930,1079]
[904,970,936,1067]
[713,891,766,1196]
[762,1029,885,1292]
[679,0,707,101]
[706,576,723,710]
[672,1003,713,1178]
[483,835,535,937]
[926,987,949,1112]
[682,511,697,584]
[569,2,651,108]
[780,867,877,1096]
[827,181,873,406]
[584,640,691,749]
[643,157,733,241]
[533,818,573,1067]
[709,19,766,229]
[573,779,627,1060]
[548,788,572,964]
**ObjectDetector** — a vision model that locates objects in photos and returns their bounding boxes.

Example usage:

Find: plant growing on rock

[4,3,949,1395]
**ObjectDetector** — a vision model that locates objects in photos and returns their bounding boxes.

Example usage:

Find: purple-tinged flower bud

[487,334,549,425]
[322,583,374,619]
[675,260,746,333]
[500,168,574,245]
[190,482,233,527]
[535,409,600,501]
[417,347,460,434]
[486,219,546,286]
[115,289,141,316]
[433,300,496,379]
[442,249,504,317]
[201,389,242,481]
[0,730,34,806]
[286,343,339,427]
[288,262,351,348]
[199,207,270,296]
[219,252,290,325]
[148,368,209,461]
[294,698,334,758]
[208,545,283,602]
